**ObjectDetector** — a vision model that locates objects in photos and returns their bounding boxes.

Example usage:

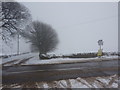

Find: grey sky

[3,2,118,55]
[21,2,118,54]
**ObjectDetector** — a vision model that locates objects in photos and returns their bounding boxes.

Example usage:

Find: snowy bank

[2,52,118,66]
[2,74,119,88]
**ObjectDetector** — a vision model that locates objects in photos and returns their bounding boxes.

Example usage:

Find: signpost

[97,40,103,57]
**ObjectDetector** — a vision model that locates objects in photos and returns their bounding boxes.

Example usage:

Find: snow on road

[2,74,118,88]
[1,53,37,66]
[1,53,119,88]
[25,55,118,65]
[1,52,118,66]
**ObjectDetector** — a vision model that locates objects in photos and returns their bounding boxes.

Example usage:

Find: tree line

[1,1,59,59]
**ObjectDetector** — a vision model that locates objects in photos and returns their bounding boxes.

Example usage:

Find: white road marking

[7,67,83,74]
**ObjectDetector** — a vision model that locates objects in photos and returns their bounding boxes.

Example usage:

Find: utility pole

[17,34,19,55]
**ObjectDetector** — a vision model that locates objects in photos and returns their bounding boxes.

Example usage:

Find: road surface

[2,58,119,84]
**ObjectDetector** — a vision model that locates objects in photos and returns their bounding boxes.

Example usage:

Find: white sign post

[98,40,103,49]
[97,40,103,57]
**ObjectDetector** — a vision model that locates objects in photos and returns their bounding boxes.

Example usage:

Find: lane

[3,67,118,84]
[3,59,118,72]
[3,66,118,74]
[2,58,119,84]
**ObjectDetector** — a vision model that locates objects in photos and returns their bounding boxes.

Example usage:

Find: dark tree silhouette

[1,1,31,42]
[23,21,59,59]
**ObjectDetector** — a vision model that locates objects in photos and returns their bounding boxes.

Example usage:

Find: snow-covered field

[1,52,118,66]
[2,74,119,88]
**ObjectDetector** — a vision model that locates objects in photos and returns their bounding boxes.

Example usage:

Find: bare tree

[23,21,59,59]
[1,1,31,42]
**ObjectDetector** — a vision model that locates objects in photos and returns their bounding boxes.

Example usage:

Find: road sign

[98,40,103,46]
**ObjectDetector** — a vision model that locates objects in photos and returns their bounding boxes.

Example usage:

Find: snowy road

[2,58,119,84]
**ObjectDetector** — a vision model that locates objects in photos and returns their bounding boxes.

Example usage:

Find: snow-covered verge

[24,56,118,65]
[1,52,118,66]
[2,74,119,88]
[1,53,38,66]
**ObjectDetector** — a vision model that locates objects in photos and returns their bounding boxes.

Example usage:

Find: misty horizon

[1,2,118,55]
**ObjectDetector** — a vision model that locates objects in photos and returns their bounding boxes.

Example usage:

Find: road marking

[7,67,83,74]
[6,67,118,74]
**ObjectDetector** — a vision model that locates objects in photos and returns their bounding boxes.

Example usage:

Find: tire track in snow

[13,57,34,66]
[2,59,19,66]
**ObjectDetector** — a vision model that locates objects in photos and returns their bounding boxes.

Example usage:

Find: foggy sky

[3,2,118,55]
